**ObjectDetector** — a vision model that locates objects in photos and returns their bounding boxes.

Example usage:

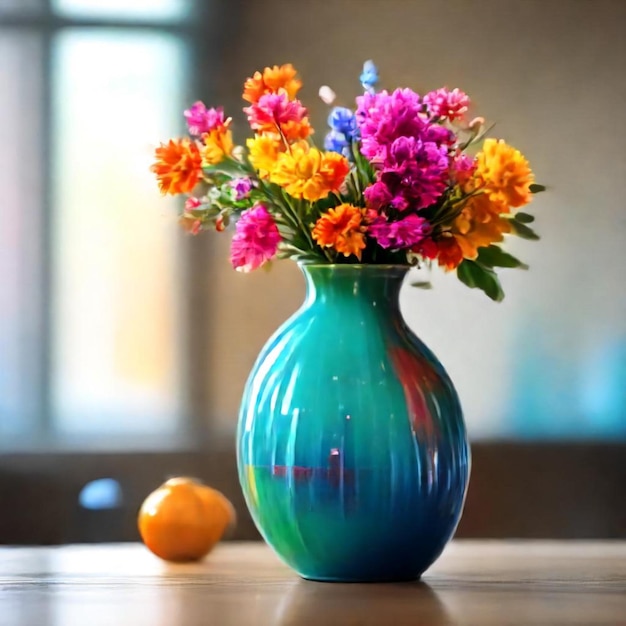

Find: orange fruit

[138,477,236,562]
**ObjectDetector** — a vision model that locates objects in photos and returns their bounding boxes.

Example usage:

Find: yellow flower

[246,135,283,178]
[202,128,233,165]
[475,138,534,208]
[451,193,512,260]
[269,142,350,201]
[312,204,366,260]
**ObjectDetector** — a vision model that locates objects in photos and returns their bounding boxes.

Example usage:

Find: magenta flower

[244,93,307,132]
[357,88,457,213]
[230,177,253,200]
[423,88,470,121]
[368,214,431,249]
[230,204,281,272]
[365,136,450,211]
[356,88,424,160]
[423,123,455,146]
[363,181,393,210]
[356,88,455,161]
[184,102,228,136]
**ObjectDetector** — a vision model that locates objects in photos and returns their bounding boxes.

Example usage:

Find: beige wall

[199,0,626,438]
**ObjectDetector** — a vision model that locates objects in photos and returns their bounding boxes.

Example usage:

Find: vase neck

[300,265,409,311]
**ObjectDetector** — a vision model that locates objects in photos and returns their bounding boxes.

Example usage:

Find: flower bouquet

[152,61,542,301]
[151,62,545,581]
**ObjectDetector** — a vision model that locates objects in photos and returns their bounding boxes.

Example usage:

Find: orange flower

[269,142,349,201]
[243,63,302,103]
[247,135,283,178]
[152,138,202,195]
[280,119,313,142]
[452,193,512,260]
[436,236,464,270]
[202,128,233,165]
[320,151,350,192]
[475,138,534,208]
[312,204,366,260]
[434,193,512,269]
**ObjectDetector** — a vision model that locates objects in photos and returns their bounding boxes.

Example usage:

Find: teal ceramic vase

[237,264,470,582]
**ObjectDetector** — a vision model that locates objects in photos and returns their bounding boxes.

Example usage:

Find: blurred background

[0,0,624,544]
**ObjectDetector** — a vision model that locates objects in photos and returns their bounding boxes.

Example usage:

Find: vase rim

[297,262,412,270]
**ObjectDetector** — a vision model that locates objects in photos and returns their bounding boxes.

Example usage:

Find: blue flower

[360,60,379,92]
[327,107,357,140]
[324,130,349,155]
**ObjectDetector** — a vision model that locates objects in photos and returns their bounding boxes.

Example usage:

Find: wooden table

[1,542,624,626]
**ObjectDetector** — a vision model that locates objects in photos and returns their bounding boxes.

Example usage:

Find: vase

[237,264,470,582]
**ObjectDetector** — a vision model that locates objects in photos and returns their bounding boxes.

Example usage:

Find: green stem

[322,248,334,262]
[274,122,292,154]
[279,189,318,250]
[430,188,486,229]
[330,192,344,206]
[351,170,362,202]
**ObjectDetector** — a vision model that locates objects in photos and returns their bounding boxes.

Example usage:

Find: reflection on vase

[237,264,470,582]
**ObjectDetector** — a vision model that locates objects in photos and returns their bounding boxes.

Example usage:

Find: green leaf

[457,260,505,302]
[203,159,246,178]
[508,219,540,240]
[410,281,433,289]
[514,212,535,224]
[476,245,528,270]
[529,183,546,193]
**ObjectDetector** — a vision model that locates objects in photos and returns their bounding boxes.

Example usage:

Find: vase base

[299,573,422,584]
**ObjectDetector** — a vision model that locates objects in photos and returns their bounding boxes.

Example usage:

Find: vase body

[237,264,470,582]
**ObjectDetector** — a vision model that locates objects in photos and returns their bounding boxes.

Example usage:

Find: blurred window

[0,33,44,439]
[0,0,44,14]
[51,0,192,22]
[0,1,191,449]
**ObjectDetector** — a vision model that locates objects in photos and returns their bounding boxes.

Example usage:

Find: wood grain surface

[1,541,625,626]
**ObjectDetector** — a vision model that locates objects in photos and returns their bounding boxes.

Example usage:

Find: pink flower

[230,204,281,272]
[452,152,476,186]
[368,213,431,249]
[184,196,203,212]
[244,93,308,132]
[184,102,228,136]
[423,88,470,121]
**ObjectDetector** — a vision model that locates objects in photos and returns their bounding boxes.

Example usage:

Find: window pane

[0,34,43,440]
[51,31,186,439]
[51,0,191,21]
